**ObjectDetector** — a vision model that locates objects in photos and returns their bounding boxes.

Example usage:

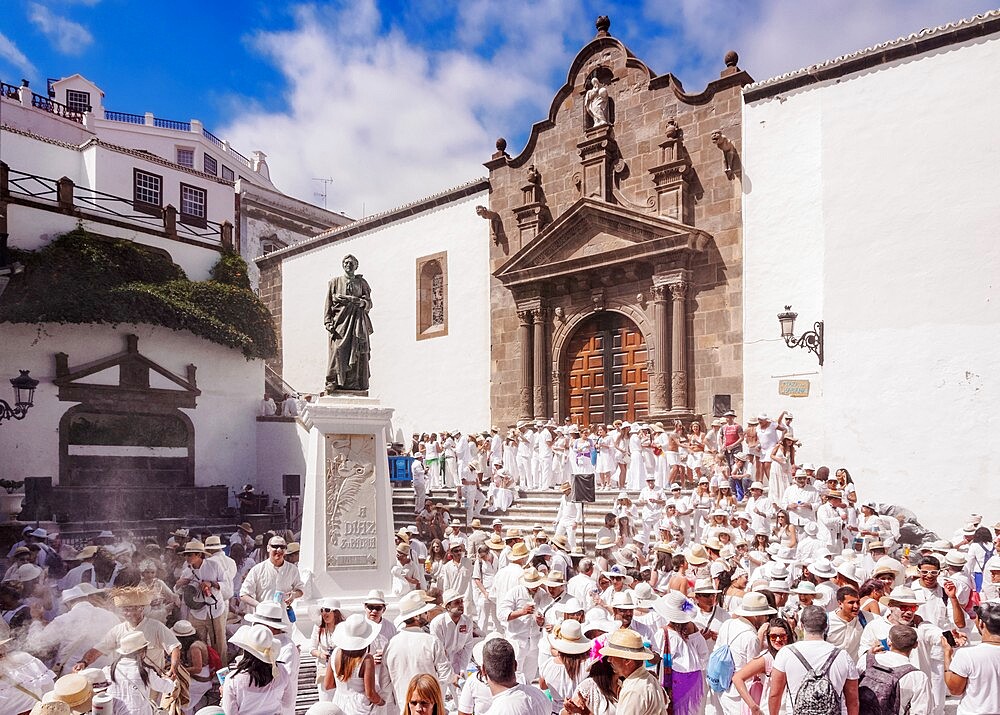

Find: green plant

[0,229,276,359]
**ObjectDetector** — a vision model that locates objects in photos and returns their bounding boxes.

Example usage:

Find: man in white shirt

[911,554,965,713]
[176,539,229,661]
[638,476,666,544]
[390,543,425,596]
[489,426,504,467]
[481,637,550,715]
[818,490,851,549]
[826,586,863,661]
[439,542,473,607]
[429,590,475,682]
[783,471,821,527]
[384,592,456,708]
[717,593,777,715]
[516,424,534,490]
[536,424,556,489]
[411,454,427,514]
[567,558,597,611]
[857,625,931,715]
[205,535,237,603]
[946,601,1000,715]
[497,567,550,683]
[473,543,501,632]
[239,536,304,610]
[744,481,773,534]
[29,585,121,674]
[553,483,582,553]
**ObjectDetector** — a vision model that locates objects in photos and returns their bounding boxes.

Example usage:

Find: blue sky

[2,0,996,216]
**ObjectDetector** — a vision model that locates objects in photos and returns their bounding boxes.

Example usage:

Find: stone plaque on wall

[324,433,378,570]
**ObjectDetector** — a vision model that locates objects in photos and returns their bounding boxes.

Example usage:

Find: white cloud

[0,32,38,82]
[28,2,94,56]
[220,0,998,218]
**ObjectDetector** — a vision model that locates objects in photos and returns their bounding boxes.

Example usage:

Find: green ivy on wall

[0,229,277,359]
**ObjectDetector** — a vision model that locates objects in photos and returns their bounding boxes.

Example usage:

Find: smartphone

[216,667,229,686]
[942,631,958,648]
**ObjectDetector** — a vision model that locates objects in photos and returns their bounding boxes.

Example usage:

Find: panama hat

[596,536,617,550]
[172,620,197,637]
[229,624,279,666]
[534,544,554,558]
[654,591,697,623]
[879,586,924,606]
[363,589,386,605]
[442,589,464,605]
[181,540,208,555]
[599,628,654,660]
[204,535,226,551]
[654,541,674,554]
[610,591,640,610]
[836,562,861,584]
[549,620,593,654]
[791,581,819,596]
[486,535,505,550]
[582,608,621,637]
[550,534,570,551]
[760,580,790,594]
[50,673,94,714]
[774,546,798,564]
[509,543,530,561]
[692,578,721,594]
[555,597,585,615]
[15,563,43,582]
[245,602,291,632]
[807,560,837,580]
[704,537,725,552]
[803,522,819,537]
[61,585,92,605]
[317,597,343,612]
[748,481,765,491]
[632,582,657,609]
[117,631,150,655]
[112,587,153,608]
[685,544,709,566]
[521,567,545,589]
[333,614,379,650]
[734,592,777,617]
[944,550,969,569]
[238,522,254,533]
[395,591,437,626]
[395,543,411,556]
[79,668,109,690]
[543,571,566,588]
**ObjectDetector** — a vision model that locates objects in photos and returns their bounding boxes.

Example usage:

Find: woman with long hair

[968,526,996,592]
[139,559,178,624]
[687,420,705,485]
[835,468,857,505]
[311,597,345,702]
[595,425,615,490]
[667,554,690,595]
[425,539,447,591]
[567,656,619,715]
[690,478,714,537]
[325,614,384,714]
[539,621,593,714]
[222,625,289,715]
[732,617,796,715]
[104,632,175,715]
[653,592,709,715]
[402,673,445,715]
[858,579,886,620]
[772,510,797,549]
[171,620,212,715]
[767,437,794,504]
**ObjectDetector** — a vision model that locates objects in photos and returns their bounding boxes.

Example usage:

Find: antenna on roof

[312,177,334,209]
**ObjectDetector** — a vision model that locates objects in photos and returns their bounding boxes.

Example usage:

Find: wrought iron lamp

[777,306,824,366]
[0,370,39,423]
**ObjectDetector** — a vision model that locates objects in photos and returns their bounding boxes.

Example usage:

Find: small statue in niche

[586,76,611,127]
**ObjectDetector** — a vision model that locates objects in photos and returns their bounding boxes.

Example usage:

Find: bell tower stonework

[485,17,751,428]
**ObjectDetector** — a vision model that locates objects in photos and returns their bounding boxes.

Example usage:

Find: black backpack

[857,652,917,715]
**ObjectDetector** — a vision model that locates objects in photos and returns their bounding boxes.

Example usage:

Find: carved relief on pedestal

[671,371,688,408]
[325,434,377,570]
[519,386,533,414]
[650,368,669,411]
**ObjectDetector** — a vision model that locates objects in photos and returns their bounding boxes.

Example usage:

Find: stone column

[669,280,690,411]
[532,309,548,419]
[650,284,671,412]
[517,310,534,420]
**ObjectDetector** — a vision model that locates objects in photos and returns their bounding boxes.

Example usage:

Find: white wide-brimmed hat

[692,578,720,594]
[808,560,837,580]
[333,614,379,651]
[395,591,437,626]
[549,620,593,654]
[317,597,342,611]
[631,582,657,609]
[599,628,654,660]
[610,591,639,610]
[172,620,197,637]
[230,624,279,666]
[117,631,149,655]
[555,597,585,615]
[362,590,386,605]
[879,586,924,606]
[245,602,291,632]
[653,591,696,624]
[733,592,777,618]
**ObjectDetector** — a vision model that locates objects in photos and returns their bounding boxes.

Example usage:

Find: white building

[741,11,1000,534]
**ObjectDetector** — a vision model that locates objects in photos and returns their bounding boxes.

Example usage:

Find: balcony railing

[203,128,224,148]
[153,117,191,131]
[104,109,145,124]
[0,81,18,100]
[2,164,232,247]
[29,92,84,123]
[230,148,252,169]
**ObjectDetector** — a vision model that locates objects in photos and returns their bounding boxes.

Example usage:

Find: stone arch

[415,252,448,339]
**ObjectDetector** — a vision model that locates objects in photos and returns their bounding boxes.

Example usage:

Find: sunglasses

[366,604,386,611]
[919,569,940,576]
[269,544,287,550]
[321,608,339,613]
[768,632,789,641]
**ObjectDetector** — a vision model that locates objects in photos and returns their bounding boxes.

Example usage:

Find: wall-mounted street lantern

[777,306,824,366]
[0,370,39,424]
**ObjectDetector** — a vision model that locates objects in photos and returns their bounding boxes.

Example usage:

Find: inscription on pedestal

[325,434,378,570]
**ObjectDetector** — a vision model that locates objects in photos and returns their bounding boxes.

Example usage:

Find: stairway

[295,656,320,714]
[391,483,639,550]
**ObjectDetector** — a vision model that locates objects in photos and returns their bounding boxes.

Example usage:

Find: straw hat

[229,624,279,665]
[203,535,225,552]
[654,591,697,624]
[238,522,254,534]
[521,567,545,589]
[363,589,386,605]
[112,587,153,608]
[654,542,674,554]
[836,562,861,584]
[172,620,197,637]
[685,544,709,566]
[333,614,379,650]
[704,537,724,552]
[596,536,617,550]
[117,631,149,655]
[761,580,790,594]
[245,602,291,632]
[286,542,300,555]
[610,591,639,610]
[549,620,593,654]
[505,527,523,540]
[395,543,411,556]
[733,592,777,618]
[509,543,530,561]
[181,540,208,555]
[599,628,654,660]
[395,591,437,626]
[692,578,720,594]
[879,586,924,606]
[50,673,94,714]
[543,571,566,588]
[486,535,505,550]
[30,702,72,715]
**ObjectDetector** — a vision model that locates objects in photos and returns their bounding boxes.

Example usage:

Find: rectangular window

[133,169,162,214]
[203,154,218,176]
[65,90,90,114]
[176,147,194,169]
[221,165,235,182]
[179,183,207,227]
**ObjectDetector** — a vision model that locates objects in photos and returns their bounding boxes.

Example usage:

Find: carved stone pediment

[494,198,711,289]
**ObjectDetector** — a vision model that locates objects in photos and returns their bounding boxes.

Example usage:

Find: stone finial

[725,50,739,68]
[526,165,541,185]
[595,15,611,37]
[493,137,510,160]
[664,118,681,140]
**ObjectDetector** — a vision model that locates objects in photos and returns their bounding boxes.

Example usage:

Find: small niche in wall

[416,251,448,340]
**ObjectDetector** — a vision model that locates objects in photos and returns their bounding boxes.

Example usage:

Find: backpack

[787,645,842,715]
[857,652,916,715]
[706,643,736,692]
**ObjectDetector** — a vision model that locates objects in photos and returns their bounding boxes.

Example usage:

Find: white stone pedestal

[298,394,396,610]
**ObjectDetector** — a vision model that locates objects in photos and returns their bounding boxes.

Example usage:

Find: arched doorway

[564,312,648,427]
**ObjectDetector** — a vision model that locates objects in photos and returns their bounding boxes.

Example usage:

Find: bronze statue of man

[324,254,373,392]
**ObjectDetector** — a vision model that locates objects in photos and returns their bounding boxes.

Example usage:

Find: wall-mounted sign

[778,379,810,398]
[325,434,378,570]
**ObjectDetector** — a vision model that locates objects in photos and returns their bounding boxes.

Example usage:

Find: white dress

[332,652,376,715]
[596,435,615,474]
[104,660,175,715]
[626,433,646,489]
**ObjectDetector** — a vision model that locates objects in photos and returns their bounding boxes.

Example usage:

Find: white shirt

[826,611,863,661]
[210,550,238,600]
[29,600,122,671]
[484,683,551,715]
[95,617,180,670]
[715,618,762,705]
[949,642,1000,715]
[222,667,290,715]
[0,651,55,713]
[429,612,475,672]
[383,627,454,708]
[493,563,526,601]
[653,627,709,672]
[567,572,597,611]
[178,557,228,619]
[555,496,582,523]
[772,640,859,715]
[240,559,304,604]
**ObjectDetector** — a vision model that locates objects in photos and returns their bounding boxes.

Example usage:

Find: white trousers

[555,518,578,552]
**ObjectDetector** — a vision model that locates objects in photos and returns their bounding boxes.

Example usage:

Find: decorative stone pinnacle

[725,50,739,68]
[496,137,507,153]
[595,15,611,37]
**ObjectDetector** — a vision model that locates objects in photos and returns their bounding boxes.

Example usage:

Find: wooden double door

[565,312,649,427]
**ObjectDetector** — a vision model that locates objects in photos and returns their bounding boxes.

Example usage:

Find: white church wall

[0,323,262,500]
[743,34,1000,535]
[280,191,491,443]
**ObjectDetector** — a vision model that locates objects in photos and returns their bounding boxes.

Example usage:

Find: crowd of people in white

[2,409,1000,715]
